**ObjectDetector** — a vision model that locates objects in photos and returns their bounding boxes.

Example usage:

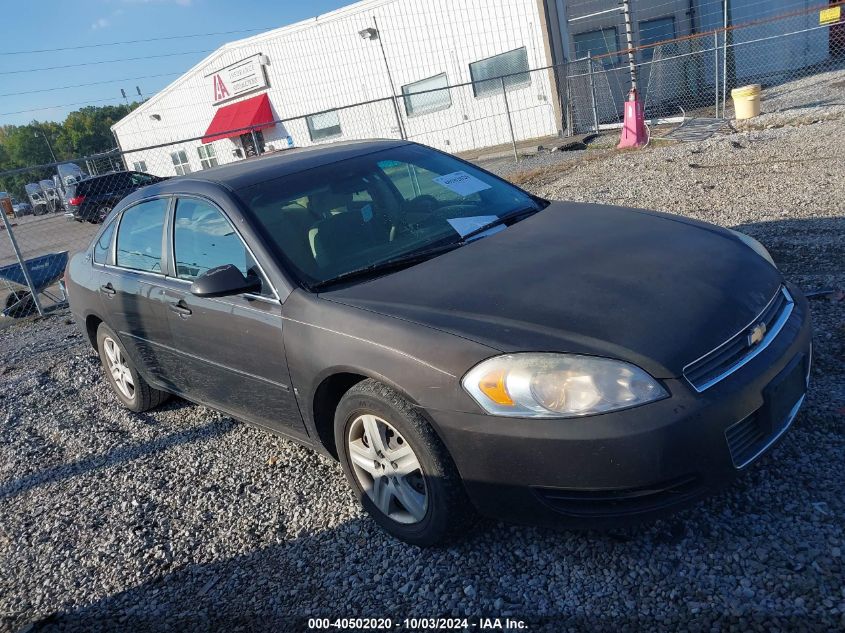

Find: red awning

[202,93,274,143]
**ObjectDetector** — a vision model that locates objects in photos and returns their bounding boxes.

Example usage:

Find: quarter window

[197,145,218,170]
[170,150,191,175]
[469,47,530,98]
[306,111,342,142]
[93,219,116,264]
[115,198,168,273]
[173,198,267,294]
[401,73,451,116]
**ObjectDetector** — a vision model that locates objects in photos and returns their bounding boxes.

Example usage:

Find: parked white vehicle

[24,183,49,216]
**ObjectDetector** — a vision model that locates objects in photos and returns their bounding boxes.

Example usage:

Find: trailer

[0,251,69,318]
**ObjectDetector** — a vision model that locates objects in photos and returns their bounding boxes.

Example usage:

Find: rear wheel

[335,379,474,546]
[96,323,169,412]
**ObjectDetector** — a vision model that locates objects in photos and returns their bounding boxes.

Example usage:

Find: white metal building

[113,0,559,177]
[113,0,837,176]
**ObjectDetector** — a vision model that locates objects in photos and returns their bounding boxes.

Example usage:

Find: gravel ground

[750,67,845,119]
[1,115,844,632]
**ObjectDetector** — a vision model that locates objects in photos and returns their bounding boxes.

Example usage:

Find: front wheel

[96,323,170,412]
[335,379,475,546]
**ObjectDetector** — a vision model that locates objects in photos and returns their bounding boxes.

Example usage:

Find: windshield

[237,144,543,287]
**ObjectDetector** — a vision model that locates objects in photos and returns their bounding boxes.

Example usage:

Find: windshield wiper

[310,241,463,290]
[310,205,543,291]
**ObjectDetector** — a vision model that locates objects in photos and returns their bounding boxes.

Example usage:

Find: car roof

[156,138,411,191]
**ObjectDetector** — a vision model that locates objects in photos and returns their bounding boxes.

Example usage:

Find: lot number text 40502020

[306,617,529,630]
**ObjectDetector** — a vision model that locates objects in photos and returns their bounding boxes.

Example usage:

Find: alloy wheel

[347,414,428,524]
[103,337,135,400]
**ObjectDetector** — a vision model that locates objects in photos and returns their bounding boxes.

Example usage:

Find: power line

[0,28,269,55]
[0,96,136,117]
[0,72,182,98]
[0,49,214,76]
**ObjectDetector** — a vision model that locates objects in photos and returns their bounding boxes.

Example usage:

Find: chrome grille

[684,287,793,392]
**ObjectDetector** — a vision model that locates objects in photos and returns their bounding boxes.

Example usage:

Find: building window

[573,28,620,66]
[170,150,191,175]
[306,111,342,141]
[132,161,147,172]
[401,73,451,116]
[197,145,218,169]
[639,17,676,61]
[469,48,531,98]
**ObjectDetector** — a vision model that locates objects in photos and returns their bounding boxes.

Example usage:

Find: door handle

[168,301,192,317]
[100,283,116,295]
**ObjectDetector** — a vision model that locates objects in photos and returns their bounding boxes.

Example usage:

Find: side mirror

[190,264,261,298]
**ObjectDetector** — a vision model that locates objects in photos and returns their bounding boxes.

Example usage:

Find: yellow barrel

[731,84,761,120]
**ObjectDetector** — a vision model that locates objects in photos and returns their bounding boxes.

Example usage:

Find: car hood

[322,202,782,378]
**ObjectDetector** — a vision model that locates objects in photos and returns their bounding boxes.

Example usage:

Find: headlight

[462,353,668,418]
[729,229,776,267]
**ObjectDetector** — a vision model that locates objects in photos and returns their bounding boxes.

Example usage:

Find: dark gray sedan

[66,140,812,545]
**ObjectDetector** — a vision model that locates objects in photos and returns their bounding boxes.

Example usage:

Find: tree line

[0,103,138,201]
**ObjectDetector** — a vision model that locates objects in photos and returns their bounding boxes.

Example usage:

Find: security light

[359,27,378,40]
[149,114,162,121]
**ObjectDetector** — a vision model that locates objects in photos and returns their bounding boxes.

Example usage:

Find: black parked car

[69,170,164,223]
[65,140,812,545]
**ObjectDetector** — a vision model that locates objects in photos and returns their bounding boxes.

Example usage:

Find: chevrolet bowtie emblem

[747,322,767,346]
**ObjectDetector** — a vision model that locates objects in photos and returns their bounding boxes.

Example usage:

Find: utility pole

[34,126,57,163]
[617,0,647,148]
[373,16,406,140]
[620,0,638,90]
[359,17,406,140]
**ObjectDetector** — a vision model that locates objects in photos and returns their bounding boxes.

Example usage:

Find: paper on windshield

[446,215,504,239]
[433,171,492,197]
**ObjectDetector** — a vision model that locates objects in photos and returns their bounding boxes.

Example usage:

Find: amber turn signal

[478,368,514,406]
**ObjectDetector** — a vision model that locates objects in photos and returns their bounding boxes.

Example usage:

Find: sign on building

[820,6,841,25]
[207,54,269,105]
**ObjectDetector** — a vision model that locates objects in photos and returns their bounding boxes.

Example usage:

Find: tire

[335,379,475,546]
[4,291,36,318]
[96,323,170,412]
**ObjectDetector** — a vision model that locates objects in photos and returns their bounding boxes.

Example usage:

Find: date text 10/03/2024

[307,617,529,630]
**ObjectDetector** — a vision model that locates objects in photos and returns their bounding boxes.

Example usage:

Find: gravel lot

[1,114,844,632]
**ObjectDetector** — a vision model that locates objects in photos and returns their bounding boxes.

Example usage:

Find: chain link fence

[1,2,843,326]
[577,1,845,131]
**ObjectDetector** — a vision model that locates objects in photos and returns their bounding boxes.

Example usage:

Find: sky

[0,0,352,127]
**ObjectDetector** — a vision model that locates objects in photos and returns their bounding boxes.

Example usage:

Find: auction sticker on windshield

[446,215,506,239]
[433,171,492,196]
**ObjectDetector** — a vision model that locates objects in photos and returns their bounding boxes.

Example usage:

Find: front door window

[172,197,269,296]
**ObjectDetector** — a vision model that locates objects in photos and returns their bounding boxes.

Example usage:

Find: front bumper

[426,284,813,529]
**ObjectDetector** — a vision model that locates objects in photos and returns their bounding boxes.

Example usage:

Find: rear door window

[115,198,168,273]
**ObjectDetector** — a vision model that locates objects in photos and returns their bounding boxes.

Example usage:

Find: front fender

[281,290,496,438]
